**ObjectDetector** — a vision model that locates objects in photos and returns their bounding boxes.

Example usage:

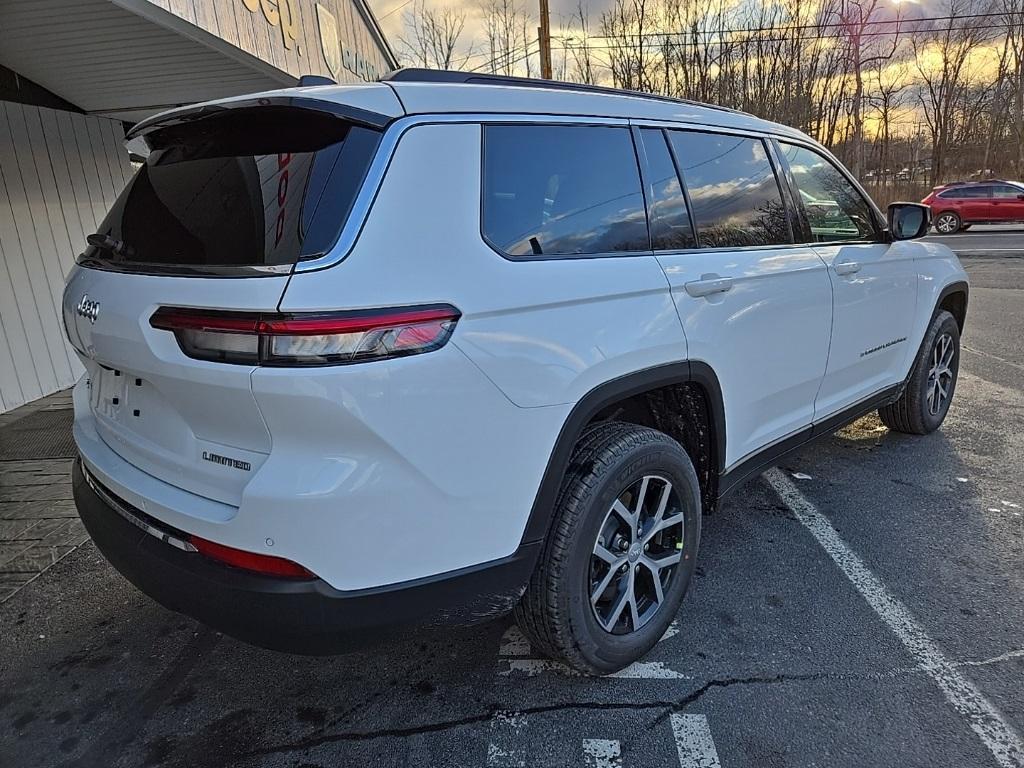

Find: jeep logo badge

[76,295,100,324]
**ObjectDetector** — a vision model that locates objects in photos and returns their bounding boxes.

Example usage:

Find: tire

[514,421,701,675]
[934,212,961,234]
[879,310,960,435]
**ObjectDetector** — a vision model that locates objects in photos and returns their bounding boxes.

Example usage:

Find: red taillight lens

[150,305,460,366]
[190,535,315,579]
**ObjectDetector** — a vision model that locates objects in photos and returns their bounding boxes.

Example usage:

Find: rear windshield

[83,107,381,271]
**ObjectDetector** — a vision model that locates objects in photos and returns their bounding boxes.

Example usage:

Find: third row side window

[666,131,791,248]
[482,125,649,256]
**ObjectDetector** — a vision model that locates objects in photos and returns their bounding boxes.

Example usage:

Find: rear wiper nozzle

[87,233,135,260]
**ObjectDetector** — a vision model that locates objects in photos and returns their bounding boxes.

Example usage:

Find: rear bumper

[73,460,538,654]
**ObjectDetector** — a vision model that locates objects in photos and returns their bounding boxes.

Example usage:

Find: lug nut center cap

[627,543,643,563]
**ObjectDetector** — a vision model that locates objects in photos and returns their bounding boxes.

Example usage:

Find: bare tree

[867,60,910,188]
[835,0,903,176]
[1003,0,1024,174]
[483,0,532,75]
[913,0,995,184]
[399,0,475,70]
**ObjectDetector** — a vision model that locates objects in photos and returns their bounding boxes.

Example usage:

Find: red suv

[923,180,1024,233]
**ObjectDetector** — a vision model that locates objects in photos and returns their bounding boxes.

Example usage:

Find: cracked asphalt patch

[2,254,1022,767]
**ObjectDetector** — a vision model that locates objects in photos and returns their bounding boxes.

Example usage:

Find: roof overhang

[0,0,297,123]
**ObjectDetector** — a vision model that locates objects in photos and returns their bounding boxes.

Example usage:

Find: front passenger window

[779,143,877,242]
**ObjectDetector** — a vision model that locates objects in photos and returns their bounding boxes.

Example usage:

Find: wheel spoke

[593,544,620,565]
[610,499,634,531]
[603,579,631,630]
[591,562,625,605]
[644,551,682,571]
[644,512,684,543]
[643,560,666,605]
[628,590,641,631]
[634,476,652,516]
[643,481,675,536]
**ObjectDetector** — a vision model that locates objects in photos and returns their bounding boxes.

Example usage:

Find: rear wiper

[87,233,136,260]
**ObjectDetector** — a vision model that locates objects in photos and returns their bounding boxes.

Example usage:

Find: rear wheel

[514,422,700,675]
[879,310,960,434]
[934,212,962,233]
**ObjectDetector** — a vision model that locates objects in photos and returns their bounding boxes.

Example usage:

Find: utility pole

[538,0,553,79]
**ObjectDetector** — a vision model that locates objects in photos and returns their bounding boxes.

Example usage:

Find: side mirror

[887,202,930,241]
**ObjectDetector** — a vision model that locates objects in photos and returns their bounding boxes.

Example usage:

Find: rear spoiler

[126,95,393,146]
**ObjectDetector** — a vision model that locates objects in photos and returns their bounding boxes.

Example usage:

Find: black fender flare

[519,360,726,545]
[935,280,969,327]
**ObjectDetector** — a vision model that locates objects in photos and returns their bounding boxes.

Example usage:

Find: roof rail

[380,68,744,115]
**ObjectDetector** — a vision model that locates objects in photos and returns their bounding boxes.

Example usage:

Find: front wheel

[879,310,960,434]
[514,422,701,675]
[934,212,962,234]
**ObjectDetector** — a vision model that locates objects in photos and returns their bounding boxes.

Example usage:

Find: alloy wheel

[926,332,956,416]
[935,214,959,234]
[590,475,685,634]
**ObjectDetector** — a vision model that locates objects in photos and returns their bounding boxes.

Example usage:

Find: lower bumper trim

[73,459,538,654]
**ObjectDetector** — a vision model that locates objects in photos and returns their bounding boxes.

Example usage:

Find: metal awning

[0,0,296,123]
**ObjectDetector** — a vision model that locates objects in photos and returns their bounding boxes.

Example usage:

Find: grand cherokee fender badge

[860,337,907,358]
[202,451,251,471]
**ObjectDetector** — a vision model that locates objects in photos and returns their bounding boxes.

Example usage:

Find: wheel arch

[520,361,726,546]
[936,280,969,331]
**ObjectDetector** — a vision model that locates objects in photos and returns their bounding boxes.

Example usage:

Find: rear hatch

[66,94,394,506]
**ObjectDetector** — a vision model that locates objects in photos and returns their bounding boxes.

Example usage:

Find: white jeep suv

[65,70,968,674]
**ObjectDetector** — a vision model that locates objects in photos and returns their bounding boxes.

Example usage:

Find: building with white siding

[0,0,397,413]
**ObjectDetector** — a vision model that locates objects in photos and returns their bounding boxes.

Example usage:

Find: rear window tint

[639,129,696,250]
[85,107,380,269]
[482,125,649,256]
[667,131,791,248]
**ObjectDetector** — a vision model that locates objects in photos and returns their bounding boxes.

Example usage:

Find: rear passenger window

[779,143,877,242]
[482,125,649,256]
[639,129,696,250]
[667,131,791,248]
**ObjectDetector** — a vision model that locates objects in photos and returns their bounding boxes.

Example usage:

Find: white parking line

[583,738,624,768]
[496,623,688,678]
[671,714,721,768]
[765,468,1024,768]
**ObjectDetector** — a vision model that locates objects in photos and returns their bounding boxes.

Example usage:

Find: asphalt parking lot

[2,245,1023,767]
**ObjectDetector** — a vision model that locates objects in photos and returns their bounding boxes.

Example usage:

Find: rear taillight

[150,305,460,366]
[190,535,315,579]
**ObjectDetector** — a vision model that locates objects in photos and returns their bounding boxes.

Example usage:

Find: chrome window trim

[295,112,881,273]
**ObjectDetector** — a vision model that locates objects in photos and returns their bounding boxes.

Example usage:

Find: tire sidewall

[561,438,700,672]
[916,312,960,431]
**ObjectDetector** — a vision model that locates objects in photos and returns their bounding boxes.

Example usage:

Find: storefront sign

[316,3,379,81]
[241,0,300,51]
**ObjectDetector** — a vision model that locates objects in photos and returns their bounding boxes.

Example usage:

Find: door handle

[834,260,862,276]
[684,274,734,298]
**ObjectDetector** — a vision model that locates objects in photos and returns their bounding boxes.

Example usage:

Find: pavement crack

[236,672,827,761]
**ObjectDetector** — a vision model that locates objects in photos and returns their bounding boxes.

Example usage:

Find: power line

[579,11,1021,41]
[378,0,415,21]
[553,20,1022,50]
[470,39,539,73]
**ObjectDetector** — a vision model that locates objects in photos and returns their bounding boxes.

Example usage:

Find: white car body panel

[280,123,687,409]
[657,247,832,469]
[811,240,921,420]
